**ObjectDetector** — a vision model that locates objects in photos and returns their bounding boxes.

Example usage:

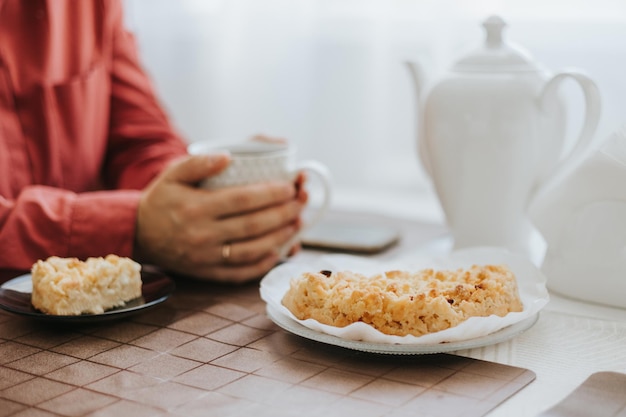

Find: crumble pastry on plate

[31,255,142,315]
[281,264,523,337]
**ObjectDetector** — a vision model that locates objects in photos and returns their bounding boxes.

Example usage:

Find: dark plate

[0,269,175,323]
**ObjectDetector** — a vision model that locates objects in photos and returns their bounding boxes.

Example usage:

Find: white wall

[123,0,626,219]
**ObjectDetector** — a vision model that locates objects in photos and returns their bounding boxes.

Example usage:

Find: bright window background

[123,0,626,220]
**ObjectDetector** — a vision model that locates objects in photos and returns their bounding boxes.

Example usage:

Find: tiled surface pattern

[0,277,535,417]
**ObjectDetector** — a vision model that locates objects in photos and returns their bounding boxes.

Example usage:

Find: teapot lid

[452,15,541,73]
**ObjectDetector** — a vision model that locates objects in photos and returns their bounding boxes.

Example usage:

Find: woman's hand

[134,153,307,283]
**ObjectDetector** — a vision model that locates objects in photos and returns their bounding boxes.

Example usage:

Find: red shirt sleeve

[0,187,141,270]
[0,0,188,275]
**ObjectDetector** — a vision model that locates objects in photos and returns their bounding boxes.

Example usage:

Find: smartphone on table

[301,218,401,254]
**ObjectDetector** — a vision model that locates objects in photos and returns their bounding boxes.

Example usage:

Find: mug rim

[188,140,293,158]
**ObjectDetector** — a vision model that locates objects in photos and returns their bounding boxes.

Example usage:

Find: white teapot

[407,15,601,256]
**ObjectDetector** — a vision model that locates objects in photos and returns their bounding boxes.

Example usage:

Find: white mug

[188,140,333,257]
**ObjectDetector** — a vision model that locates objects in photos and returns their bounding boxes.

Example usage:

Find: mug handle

[279,160,333,259]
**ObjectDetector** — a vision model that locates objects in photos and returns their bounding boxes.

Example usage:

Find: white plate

[260,247,549,353]
[266,304,540,355]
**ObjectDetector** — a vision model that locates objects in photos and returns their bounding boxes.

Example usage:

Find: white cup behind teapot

[529,127,626,309]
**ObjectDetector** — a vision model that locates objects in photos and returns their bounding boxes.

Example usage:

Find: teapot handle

[537,71,601,186]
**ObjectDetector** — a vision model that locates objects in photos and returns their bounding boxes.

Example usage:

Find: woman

[0,0,305,283]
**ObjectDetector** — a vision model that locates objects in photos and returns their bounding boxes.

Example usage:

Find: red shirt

[0,0,188,277]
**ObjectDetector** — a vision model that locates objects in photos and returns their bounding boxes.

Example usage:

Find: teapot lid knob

[483,15,507,48]
[452,14,540,73]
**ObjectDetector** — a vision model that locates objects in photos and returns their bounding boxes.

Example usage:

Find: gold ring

[221,243,231,261]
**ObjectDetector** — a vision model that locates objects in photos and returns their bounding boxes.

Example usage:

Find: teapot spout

[405,61,432,176]
[405,61,424,101]
[405,61,426,122]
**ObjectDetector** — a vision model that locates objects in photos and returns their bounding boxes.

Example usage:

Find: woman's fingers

[203,181,297,218]
[215,198,303,242]
[195,252,283,284]
[221,221,299,264]
[184,218,299,266]
[163,154,231,185]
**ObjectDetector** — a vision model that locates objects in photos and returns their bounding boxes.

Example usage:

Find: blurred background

[122,0,626,221]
